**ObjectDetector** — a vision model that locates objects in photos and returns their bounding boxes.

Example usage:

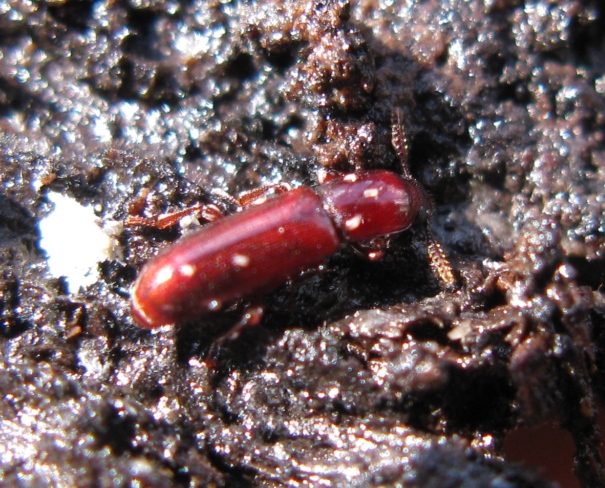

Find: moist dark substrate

[1,0,604,486]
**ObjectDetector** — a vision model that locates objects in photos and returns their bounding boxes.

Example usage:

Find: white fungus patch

[39,192,121,293]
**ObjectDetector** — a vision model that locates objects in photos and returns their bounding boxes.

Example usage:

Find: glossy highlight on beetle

[130,169,430,329]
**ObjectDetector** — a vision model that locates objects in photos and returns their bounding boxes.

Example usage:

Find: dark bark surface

[1,0,604,486]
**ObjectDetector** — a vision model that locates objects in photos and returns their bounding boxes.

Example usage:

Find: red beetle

[130,114,456,330]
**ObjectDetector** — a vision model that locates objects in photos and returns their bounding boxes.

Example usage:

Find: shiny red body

[131,170,427,329]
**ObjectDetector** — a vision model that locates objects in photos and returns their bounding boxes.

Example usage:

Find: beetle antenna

[424,221,458,290]
[391,108,413,180]
[392,110,434,217]
[392,109,458,290]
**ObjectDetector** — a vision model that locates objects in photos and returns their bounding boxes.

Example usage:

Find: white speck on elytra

[345,215,362,230]
[363,188,379,199]
[207,299,222,311]
[155,266,174,285]
[232,254,251,267]
[180,264,196,276]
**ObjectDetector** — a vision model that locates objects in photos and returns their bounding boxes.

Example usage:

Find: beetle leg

[212,304,265,346]
[350,237,390,261]
[208,188,241,210]
[315,167,342,185]
[127,182,292,231]
[209,184,292,210]
[126,202,223,229]
[237,183,292,207]
[126,187,232,230]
